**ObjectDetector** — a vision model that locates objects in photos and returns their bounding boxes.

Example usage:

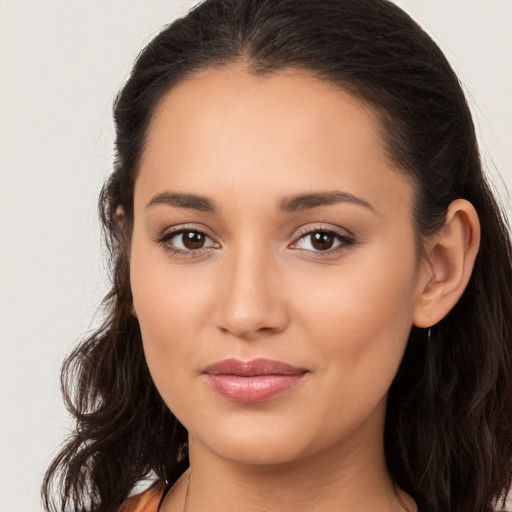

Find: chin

[209,438,310,466]
[188,420,317,466]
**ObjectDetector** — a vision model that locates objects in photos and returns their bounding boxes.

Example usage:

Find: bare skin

[126,64,479,512]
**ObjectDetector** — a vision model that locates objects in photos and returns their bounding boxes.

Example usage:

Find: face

[130,65,423,467]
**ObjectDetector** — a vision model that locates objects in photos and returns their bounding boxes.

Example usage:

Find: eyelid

[156,222,218,241]
[293,223,354,240]
[289,224,356,255]
[154,223,356,258]
[155,224,221,257]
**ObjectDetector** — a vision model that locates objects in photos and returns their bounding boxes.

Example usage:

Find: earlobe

[413,199,480,328]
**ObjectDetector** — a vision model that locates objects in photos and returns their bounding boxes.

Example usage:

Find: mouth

[202,358,308,403]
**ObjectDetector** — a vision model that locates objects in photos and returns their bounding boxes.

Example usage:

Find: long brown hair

[43,1,512,511]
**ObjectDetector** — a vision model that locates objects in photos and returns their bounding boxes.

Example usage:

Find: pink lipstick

[202,358,307,403]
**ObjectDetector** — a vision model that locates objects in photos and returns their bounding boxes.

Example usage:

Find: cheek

[130,225,213,344]
[133,273,207,347]
[129,233,248,428]
[129,235,209,404]
[291,248,417,390]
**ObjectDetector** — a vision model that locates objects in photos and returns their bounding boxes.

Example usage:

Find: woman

[42,1,512,511]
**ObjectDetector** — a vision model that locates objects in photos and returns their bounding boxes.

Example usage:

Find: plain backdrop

[0,1,510,511]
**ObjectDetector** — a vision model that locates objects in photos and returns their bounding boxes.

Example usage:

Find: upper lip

[202,358,307,376]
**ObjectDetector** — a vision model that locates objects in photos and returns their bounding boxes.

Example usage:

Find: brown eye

[310,231,335,251]
[291,228,354,254]
[158,228,218,254]
[181,230,206,250]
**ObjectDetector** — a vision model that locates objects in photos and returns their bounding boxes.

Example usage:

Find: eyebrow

[146,190,374,214]
[278,190,374,213]
[147,192,217,213]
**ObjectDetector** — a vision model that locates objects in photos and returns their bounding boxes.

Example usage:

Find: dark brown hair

[43,1,512,511]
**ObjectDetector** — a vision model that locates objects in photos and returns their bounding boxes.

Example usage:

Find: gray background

[1,1,510,510]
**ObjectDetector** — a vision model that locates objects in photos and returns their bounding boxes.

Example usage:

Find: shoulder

[118,481,167,512]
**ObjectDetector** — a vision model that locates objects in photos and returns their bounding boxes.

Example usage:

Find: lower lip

[205,374,306,403]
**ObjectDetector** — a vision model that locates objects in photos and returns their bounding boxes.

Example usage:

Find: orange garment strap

[118,481,167,512]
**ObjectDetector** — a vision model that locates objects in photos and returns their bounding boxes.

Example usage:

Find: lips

[202,358,307,403]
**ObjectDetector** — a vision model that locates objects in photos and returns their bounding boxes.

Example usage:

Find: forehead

[144,65,384,166]
[137,64,413,220]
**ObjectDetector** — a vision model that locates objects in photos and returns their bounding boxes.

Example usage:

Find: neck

[164,429,414,512]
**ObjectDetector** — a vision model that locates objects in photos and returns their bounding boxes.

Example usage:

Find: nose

[214,247,289,340]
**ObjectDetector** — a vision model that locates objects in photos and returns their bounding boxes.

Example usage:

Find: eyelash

[156,227,219,258]
[155,226,356,258]
[290,226,356,256]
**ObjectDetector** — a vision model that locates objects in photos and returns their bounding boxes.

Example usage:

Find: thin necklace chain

[181,471,191,512]
[181,472,410,512]
[395,490,411,512]
[393,480,411,512]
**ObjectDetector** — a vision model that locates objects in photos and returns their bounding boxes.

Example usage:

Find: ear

[114,205,126,230]
[413,199,480,328]
[114,205,137,317]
